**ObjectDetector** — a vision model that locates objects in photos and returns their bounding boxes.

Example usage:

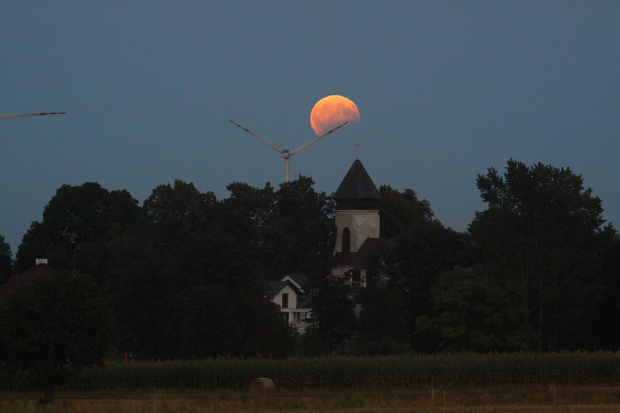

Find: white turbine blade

[0,112,66,120]
[289,121,349,156]
[228,119,284,154]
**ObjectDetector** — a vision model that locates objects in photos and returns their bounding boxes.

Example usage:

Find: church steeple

[333,159,381,211]
[333,159,381,256]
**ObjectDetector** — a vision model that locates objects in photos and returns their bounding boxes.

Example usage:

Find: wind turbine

[229,120,348,182]
[0,112,66,120]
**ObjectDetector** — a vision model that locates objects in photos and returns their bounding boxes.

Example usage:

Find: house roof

[266,280,288,296]
[265,280,300,296]
[333,237,381,267]
[283,273,308,289]
[333,160,381,210]
[0,264,52,301]
[265,279,311,309]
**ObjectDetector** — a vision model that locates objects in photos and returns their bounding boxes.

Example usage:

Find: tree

[218,181,277,287]
[15,182,141,277]
[363,186,473,351]
[469,159,612,351]
[0,233,12,285]
[268,176,336,277]
[0,270,112,404]
[358,285,409,343]
[578,228,620,350]
[104,226,169,358]
[221,177,336,278]
[378,185,435,238]
[143,180,217,251]
[307,274,357,354]
[107,179,299,359]
[416,268,535,352]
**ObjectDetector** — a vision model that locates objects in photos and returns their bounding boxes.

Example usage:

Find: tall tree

[307,274,357,354]
[0,234,13,285]
[108,179,296,359]
[15,182,141,277]
[358,284,409,343]
[219,176,335,282]
[364,186,472,351]
[219,181,276,286]
[469,159,612,351]
[268,176,336,277]
[379,185,435,238]
[416,267,535,352]
[578,227,620,350]
[0,270,112,404]
[109,180,225,358]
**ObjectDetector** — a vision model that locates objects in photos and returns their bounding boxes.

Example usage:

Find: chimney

[35,258,48,266]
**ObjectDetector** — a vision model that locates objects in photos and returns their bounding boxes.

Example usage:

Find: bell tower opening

[342,227,351,253]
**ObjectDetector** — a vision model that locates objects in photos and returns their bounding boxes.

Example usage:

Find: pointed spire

[333,159,381,210]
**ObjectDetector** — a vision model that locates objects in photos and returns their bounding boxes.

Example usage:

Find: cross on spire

[354,141,360,159]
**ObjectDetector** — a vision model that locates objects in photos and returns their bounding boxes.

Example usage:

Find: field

[2,353,620,412]
[3,386,620,412]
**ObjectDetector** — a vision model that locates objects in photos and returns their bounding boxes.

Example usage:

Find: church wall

[334,209,380,254]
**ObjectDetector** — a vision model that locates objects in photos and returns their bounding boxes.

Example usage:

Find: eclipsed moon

[310,95,360,136]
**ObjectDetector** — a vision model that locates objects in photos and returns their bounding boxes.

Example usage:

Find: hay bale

[250,377,275,393]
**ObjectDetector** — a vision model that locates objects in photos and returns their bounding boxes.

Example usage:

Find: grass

[2,386,620,412]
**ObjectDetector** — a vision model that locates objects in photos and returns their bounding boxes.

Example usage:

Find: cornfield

[1,352,619,392]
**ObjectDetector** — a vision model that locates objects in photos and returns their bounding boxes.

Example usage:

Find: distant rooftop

[0,263,52,301]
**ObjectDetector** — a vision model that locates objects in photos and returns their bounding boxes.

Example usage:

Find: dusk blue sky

[2,1,619,254]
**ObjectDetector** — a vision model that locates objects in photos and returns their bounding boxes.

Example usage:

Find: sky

[2,1,619,255]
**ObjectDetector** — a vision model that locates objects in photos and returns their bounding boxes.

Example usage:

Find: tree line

[1,159,619,362]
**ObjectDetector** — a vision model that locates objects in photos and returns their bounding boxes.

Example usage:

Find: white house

[265,273,312,332]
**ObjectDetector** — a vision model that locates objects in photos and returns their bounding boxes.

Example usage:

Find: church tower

[333,159,381,256]
[332,157,381,293]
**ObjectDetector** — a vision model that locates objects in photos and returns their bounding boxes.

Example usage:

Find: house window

[282,293,289,308]
[342,227,351,253]
[282,312,289,323]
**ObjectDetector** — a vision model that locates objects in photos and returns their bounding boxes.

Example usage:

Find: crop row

[1,352,619,392]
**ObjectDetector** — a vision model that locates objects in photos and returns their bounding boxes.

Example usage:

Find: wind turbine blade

[289,121,349,156]
[0,112,66,120]
[228,120,284,154]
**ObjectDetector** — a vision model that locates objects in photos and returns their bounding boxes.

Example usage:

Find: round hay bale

[250,377,275,393]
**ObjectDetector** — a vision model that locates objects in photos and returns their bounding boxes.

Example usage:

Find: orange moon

[310,95,360,136]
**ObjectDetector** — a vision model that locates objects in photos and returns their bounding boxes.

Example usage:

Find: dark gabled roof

[266,281,288,296]
[333,237,382,267]
[333,159,381,201]
[265,280,300,296]
[0,264,52,301]
[284,273,308,288]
